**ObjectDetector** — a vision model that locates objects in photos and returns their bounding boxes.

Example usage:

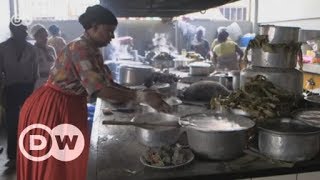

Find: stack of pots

[240,25,303,95]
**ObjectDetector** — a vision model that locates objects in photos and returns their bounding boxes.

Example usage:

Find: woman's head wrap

[218,30,229,42]
[79,5,118,30]
[48,25,60,36]
[30,24,47,39]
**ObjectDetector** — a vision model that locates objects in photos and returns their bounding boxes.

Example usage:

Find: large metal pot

[240,66,303,95]
[229,70,241,91]
[212,73,233,90]
[133,112,181,147]
[181,113,255,160]
[188,62,212,76]
[174,58,190,69]
[251,47,298,68]
[258,118,320,162]
[259,25,300,44]
[104,60,144,82]
[118,64,154,86]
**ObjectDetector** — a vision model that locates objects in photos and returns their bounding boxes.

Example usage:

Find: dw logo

[19,124,85,162]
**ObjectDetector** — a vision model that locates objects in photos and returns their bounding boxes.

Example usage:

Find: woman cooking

[212,30,244,71]
[17,5,171,180]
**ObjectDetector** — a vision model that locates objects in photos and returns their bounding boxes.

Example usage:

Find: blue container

[239,34,255,47]
[87,103,95,135]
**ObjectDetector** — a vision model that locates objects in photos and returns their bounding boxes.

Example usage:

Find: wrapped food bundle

[211,75,300,121]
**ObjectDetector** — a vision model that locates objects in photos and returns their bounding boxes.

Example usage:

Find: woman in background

[30,24,56,89]
[190,26,210,59]
[212,30,243,71]
[48,24,67,57]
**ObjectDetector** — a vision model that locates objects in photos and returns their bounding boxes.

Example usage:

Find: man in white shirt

[0,20,38,168]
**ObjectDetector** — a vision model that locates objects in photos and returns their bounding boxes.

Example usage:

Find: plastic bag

[226,22,243,41]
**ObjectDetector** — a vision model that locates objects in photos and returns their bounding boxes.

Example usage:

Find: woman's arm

[97,84,136,104]
[235,45,244,60]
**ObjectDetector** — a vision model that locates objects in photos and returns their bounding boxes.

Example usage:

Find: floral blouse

[48,34,113,96]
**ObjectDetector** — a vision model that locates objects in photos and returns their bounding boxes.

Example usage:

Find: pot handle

[179,113,207,127]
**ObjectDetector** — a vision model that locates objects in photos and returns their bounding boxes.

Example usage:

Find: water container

[239,34,255,47]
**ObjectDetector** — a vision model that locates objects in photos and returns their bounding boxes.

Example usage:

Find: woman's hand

[137,90,171,113]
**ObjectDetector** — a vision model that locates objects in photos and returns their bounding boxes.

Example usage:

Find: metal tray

[293,109,320,128]
[304,95,320,104]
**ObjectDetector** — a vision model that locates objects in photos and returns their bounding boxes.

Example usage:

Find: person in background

[0,20,38,168]
[17,5,170,180]
[211,27,229,50]
[47,24,67,57]
[31,24,56,89]
[190,26,210,59]
[212,30,244,71]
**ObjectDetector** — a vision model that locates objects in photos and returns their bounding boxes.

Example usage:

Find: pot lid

[181,113,255,132]
[129,83,169,90]
[293,109,320,128]
[304,95,320,104]
[259,118,320,135]
[212,72,232,78]
[119,64,154,69]
[188,62,211,67]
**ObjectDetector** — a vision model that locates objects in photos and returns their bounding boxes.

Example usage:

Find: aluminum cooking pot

[180,113,255,160]
[118,64,154,86]
[188,62,212,76]
[133,112,181,147]
[173,58,191,69]
[259,25,300,44]
[258,118,320,162]
[240,66,303,95]
[212,73,233,90]
[229,70,241,91]
[251,47,298,69]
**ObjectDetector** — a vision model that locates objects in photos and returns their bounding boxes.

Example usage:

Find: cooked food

[144,72,179,88]
[143,146,190,167]
[153,52,174,61]
[190,117,245,131]
[211,75,299,121]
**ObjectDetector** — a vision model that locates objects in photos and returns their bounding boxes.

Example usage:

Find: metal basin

[258,118,320,162]
[240,66,303,95]
[251,47,298,68]
[118,64,154,86]
[181,113,255,160]
[133,112,181,147]
[188,62,212,76]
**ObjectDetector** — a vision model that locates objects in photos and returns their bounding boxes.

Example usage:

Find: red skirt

[17,84,89,180]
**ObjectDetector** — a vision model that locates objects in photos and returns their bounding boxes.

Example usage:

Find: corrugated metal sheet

[100,0,238,17]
